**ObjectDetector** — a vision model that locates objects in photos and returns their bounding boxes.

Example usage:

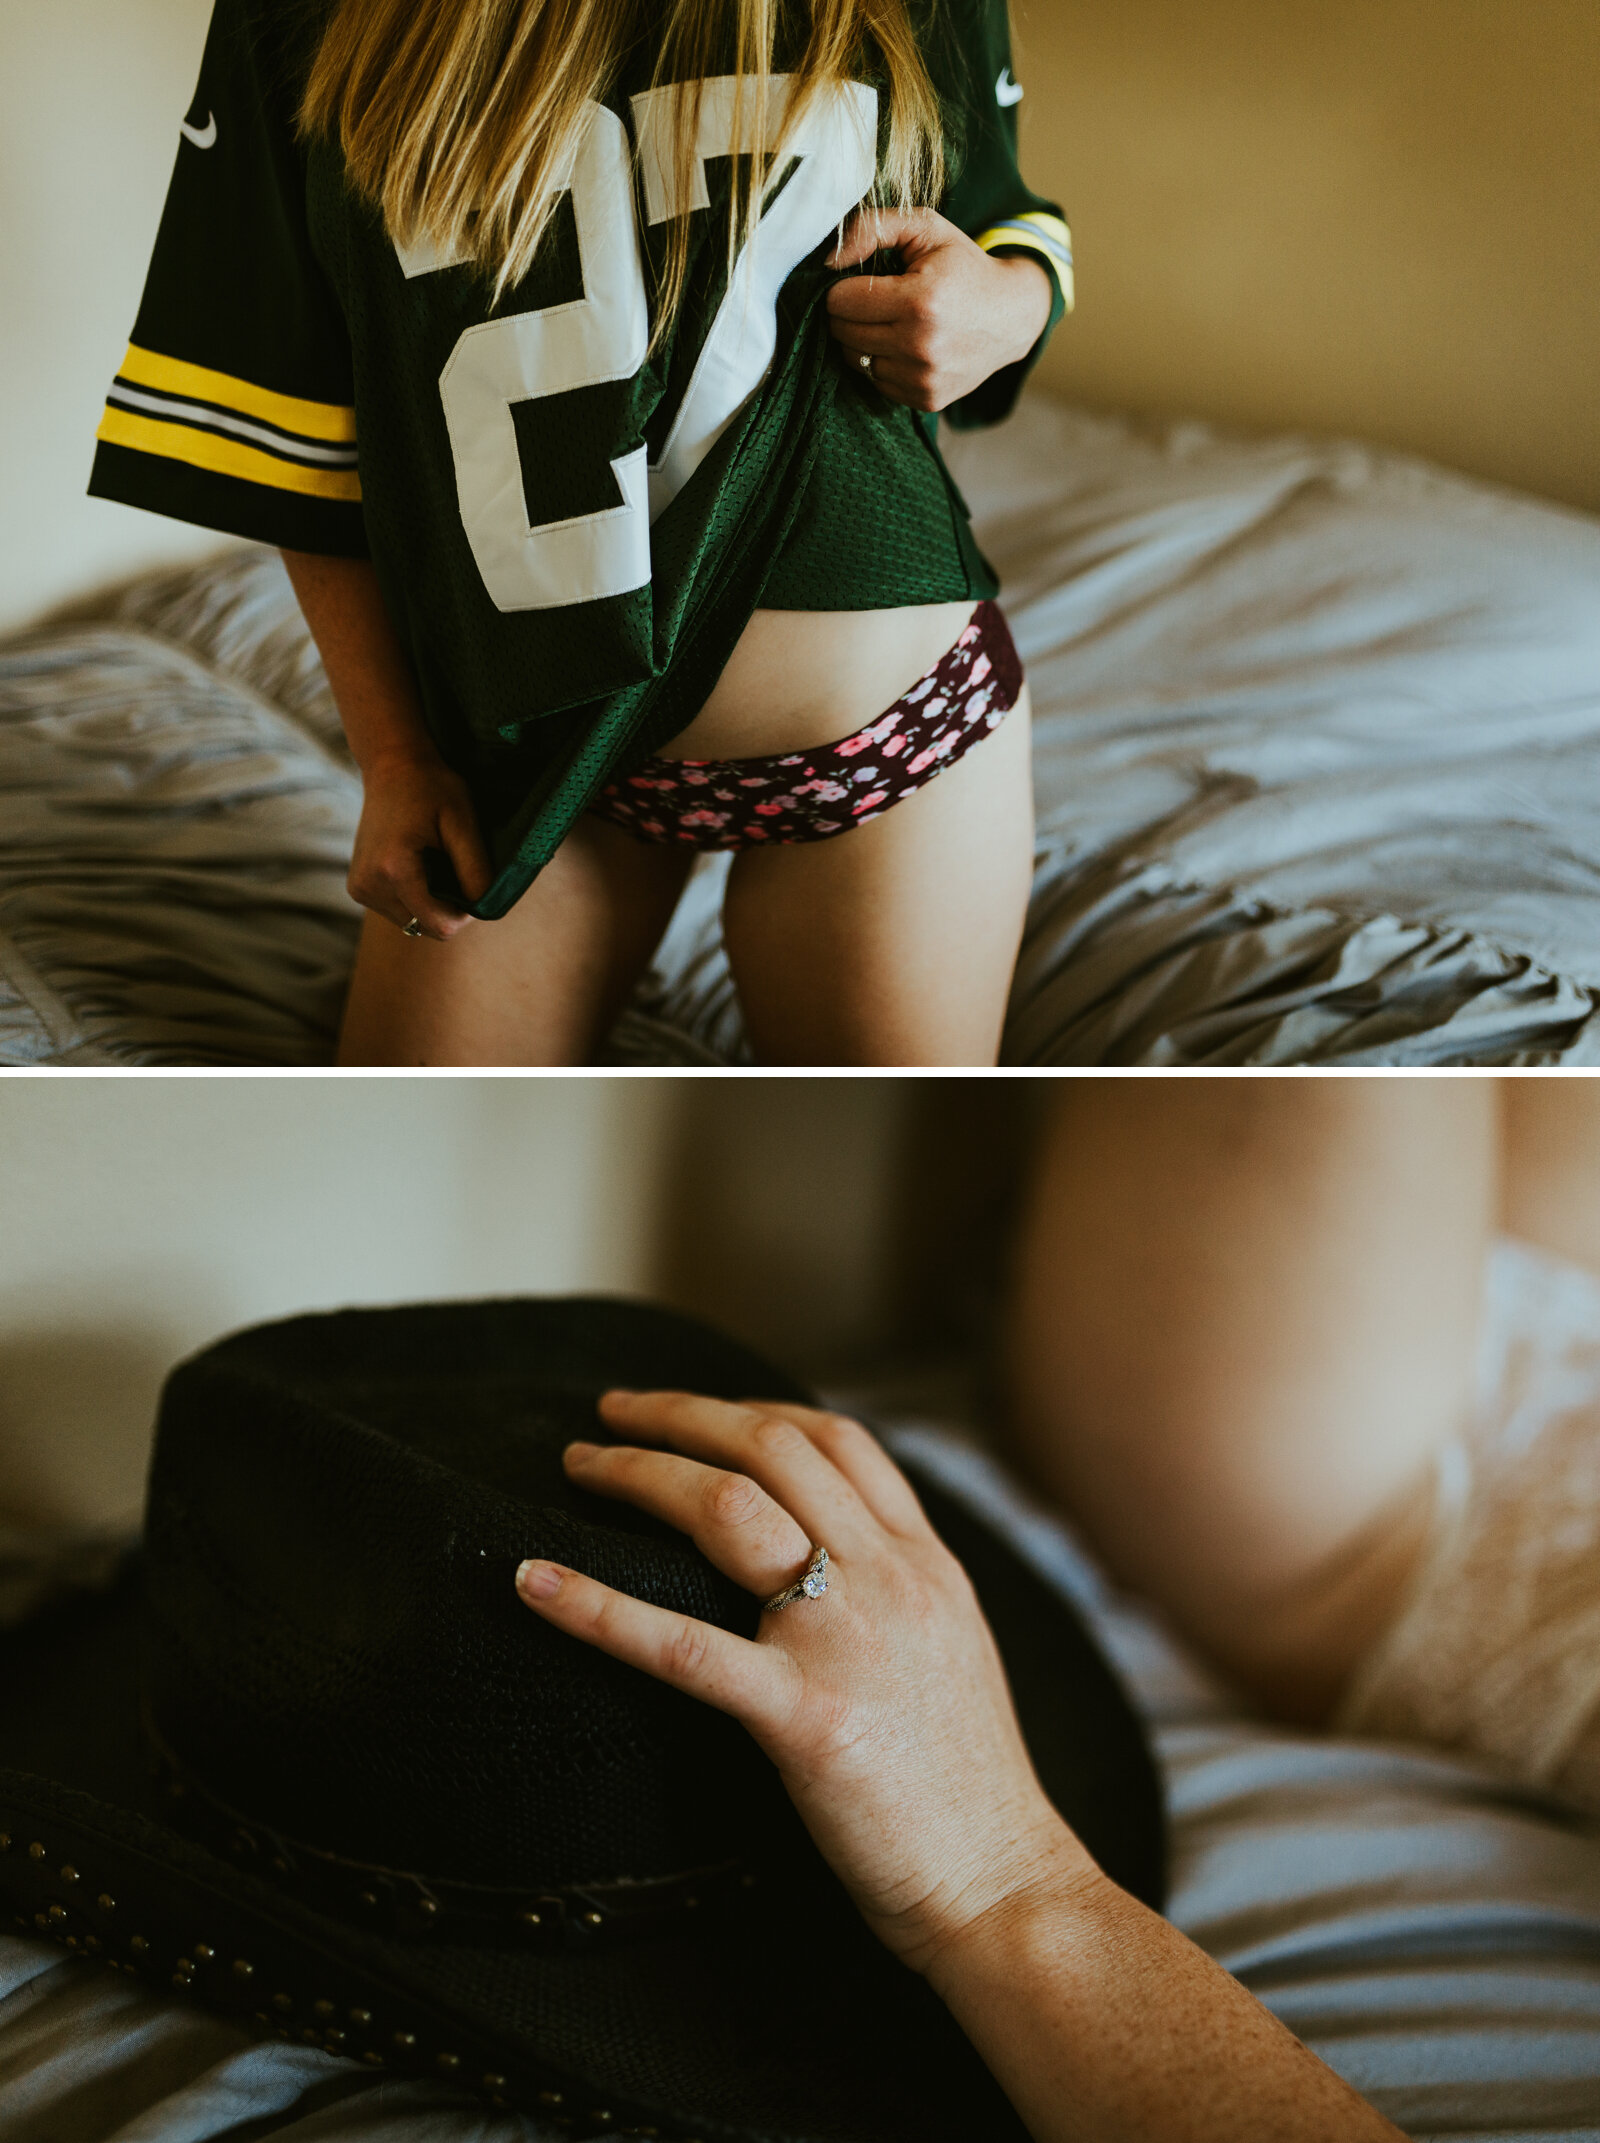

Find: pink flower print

[958,621,981,647]
[851,766,880,784]
[813,820,841,833]
[852,790,890,813]
[738,776,771,788]
[682,770,709,786]
[714,788,735,800]
[963,688,992,723]
[904,678,935,704]
[754,801,785,816]
[681,808,729,829]
[626,775,672,790]
[908,746,938,774]
[969,653,992,684]
[813,780,849,802]
[641,820,665,836]
[779,754,806,767]
[882,736,908,757]
[920,695,947,719]
[746,824,769,839]
[835,733,874,757]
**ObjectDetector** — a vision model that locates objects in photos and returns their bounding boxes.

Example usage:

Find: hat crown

[143,1298,803,1896]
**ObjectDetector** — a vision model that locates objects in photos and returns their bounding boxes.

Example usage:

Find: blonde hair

[300,0,945,337]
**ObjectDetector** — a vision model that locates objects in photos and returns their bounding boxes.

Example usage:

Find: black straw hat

[0,1297,1164,2142]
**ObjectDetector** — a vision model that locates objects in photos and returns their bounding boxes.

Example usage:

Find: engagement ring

[764,1545,830,1613]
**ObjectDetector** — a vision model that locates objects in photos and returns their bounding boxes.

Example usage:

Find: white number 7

[399,79,878,615]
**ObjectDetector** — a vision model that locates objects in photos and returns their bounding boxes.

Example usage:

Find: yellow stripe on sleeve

[96,406,362,502]
[976,216,1075,312]
[117,345,357,445]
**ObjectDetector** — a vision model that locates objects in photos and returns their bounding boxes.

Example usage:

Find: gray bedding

[3,391,1598,1064]
[4,1423,1599,2139]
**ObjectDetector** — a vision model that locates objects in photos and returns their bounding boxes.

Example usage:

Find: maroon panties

[588,600,1023,851]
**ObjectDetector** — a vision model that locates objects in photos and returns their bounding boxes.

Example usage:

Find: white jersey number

[398,80,877,614]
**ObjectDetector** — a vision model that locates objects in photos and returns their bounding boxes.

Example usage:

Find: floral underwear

[588,600,1024,851]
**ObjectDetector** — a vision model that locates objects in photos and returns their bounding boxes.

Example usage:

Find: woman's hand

[824,209,1054,413]
[346,746,490,941]
[513,1389,1093,1976]
[515,1392,1408,2143]
[279,549,491,941]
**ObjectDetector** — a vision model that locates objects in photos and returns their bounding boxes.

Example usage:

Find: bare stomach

[659,600,981,761]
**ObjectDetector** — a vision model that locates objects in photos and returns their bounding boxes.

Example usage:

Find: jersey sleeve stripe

[106,384,359,466]
[95,406,363,502]
[975,215,1075,309]
[116,344,358,444]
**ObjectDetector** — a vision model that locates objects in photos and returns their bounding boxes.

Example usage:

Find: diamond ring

[763,1545,830,1614]
[402,917,424,938]
[858,352,874,378]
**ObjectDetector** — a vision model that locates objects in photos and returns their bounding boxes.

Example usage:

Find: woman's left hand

[514,1389,1093,1976]
[823,208,1054,413]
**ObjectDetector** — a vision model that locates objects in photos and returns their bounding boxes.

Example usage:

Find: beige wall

[0,1079,676,1528]
[1019,0,1600,514]
[0,1078,1038,1532]
[1,0,235,635]
[0,1077,949,1533]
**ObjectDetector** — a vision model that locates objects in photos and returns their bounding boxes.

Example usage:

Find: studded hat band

[143,1708,756,1951]
[0,1800,647,2128]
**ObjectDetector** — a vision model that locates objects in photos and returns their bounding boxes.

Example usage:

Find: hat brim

[0,1470,1162,2143]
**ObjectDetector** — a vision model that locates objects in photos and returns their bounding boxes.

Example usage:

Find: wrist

[989,251,1054,363]
[357,736,448,783]
[907,1811,1105,1985]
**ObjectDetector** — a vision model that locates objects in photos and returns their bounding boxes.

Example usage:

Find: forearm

[281,549,440,776]
[282,548,489,930]
[927,1855,1404,2143]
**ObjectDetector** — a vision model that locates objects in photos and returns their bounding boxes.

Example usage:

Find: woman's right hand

[347,747,492,941]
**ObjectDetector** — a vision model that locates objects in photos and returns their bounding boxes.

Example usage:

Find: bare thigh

[1002,1079,1500,1721]
[720,691,1034,1067]
[336,815,691,1067]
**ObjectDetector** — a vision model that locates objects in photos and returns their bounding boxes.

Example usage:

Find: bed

[5,1401,1600,2140]
[3,389,1599,1065]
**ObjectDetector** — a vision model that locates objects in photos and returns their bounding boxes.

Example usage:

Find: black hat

[0,1298,1164,2142]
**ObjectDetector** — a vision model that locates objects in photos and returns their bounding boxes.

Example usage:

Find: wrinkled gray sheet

[4,1423,1599,2140]
[3,393,1598,1063]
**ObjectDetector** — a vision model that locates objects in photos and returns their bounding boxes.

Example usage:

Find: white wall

[0,1078,676,1528]
[0,0,237,634]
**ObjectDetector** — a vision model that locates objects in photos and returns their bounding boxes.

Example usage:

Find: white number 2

[398,79,878,614]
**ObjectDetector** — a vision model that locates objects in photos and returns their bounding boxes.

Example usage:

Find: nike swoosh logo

[180,111,217,149]
[996,68,1024,107]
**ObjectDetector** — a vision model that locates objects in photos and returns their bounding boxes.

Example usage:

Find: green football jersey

[89,0,1071,916]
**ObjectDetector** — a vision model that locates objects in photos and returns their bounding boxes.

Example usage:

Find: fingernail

[564,1440,599,1463]
[516,1559,562,1600]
